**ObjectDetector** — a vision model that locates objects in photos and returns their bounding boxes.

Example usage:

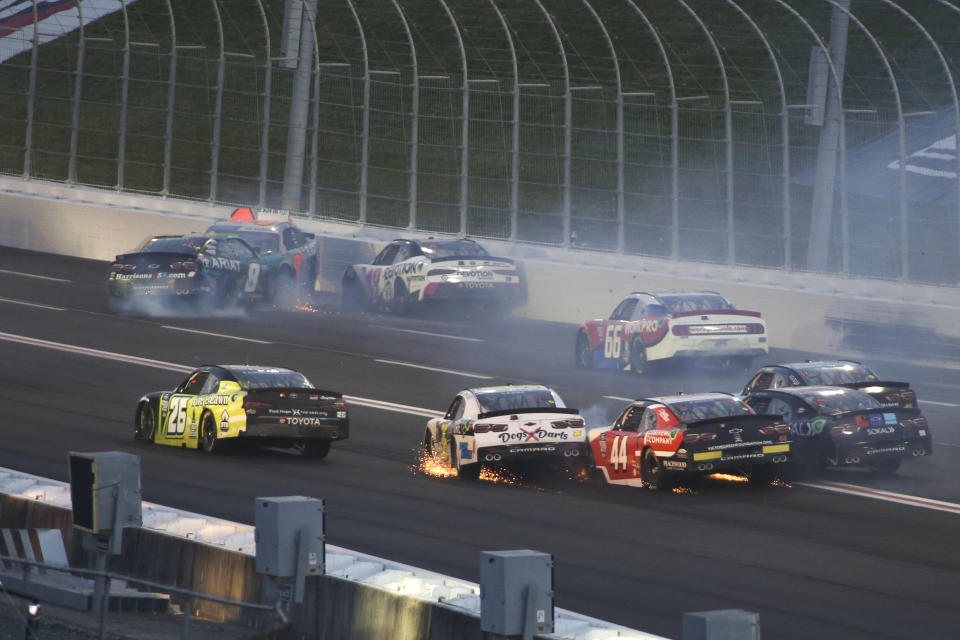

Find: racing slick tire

[868,458,901,475]
[746,464,779,486]
[451,440,481,481]
[340,269,366,311]
[296,440,331,460]
[271,268,298,309]
[134,403,156,442]
[575,331,592,369]
[199,412,222,454]
[390,280,414,316]
[641,448,672,491]
[629,338,648,376]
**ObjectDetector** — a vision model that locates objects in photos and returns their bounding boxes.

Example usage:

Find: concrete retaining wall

[2,176,960,362]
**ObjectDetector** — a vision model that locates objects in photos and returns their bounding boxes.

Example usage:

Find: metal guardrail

[0,554,286,640]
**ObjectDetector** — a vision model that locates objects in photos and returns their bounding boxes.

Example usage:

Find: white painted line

[797,480,960,515]
[0,331,191,373]
[0,296,64,311]
[369,324,484,343]
[937,442,959,448]
[162,325,272,344]
[922,399,960,407]
[0,268,71,283]
[0,331,446,418]
[374,358,492,380]
[603,395,635,402]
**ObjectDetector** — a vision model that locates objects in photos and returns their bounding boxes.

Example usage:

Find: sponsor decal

[869,414,884,428]
[499,429,569,443]
[866,446,906,455]
[203,394,231,406]
[855,414,870,428]
[729,428,743,444]
[464,282,494,289]
[720,452,766,461]
[283,417,328,426]
[810,418,827,435]
[663,460,687,469]
[644,431,678,445]
[219,409,230,432]
[866,426,896,435]
[883,413,898,425]
[460,270,494,279]
[599,432,608,457]
[459,441,473,460]
[384,262,424,279]
[708,440,773,451]
[199,256,241,272]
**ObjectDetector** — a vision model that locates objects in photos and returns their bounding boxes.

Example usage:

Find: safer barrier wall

[2,177,960,362]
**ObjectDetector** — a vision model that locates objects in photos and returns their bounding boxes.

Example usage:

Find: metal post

[487,1,518,241]
[343,0,369,224]
[180,595,193,640]
[208,0,225,203]
[22,0,39,178]
[807,0,851,272]
[281,0,317,212]
[436,0,467,236]
[116,0,131,190]
[68,0,85,184]
[623,2,678,258]
[388,0,419,230]
[162,0,177,197]
[254,0,272,208]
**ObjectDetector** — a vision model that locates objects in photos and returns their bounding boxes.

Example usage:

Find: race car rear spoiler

[681,413,784,432]
[839,380,910,391]
[478,407,580,420]
[245,387,343,402]
[430,256,515,265]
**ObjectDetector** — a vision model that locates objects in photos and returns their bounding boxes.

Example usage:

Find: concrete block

[683,609,761,640]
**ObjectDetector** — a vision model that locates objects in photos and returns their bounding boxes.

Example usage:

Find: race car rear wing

[839,380,910,391]
[245,387,344,404]
[430,256,515,265]
[681,413,784,433]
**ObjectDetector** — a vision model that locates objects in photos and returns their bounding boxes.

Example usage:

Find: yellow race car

[134,365,348,459]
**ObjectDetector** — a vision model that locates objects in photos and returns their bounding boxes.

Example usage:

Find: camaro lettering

[508,446,557,453]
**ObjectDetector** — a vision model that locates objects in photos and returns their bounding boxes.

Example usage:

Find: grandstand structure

[1,0,959,284]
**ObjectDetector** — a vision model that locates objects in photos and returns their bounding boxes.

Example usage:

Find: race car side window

[373,244,400,266]
[178,372,209,396]
[770,371,791,388]
[746,371,774,391]
[610,298,638,321]
[394,244,412,263]
[445,396,463,420]
[767,398,796,421]
[640,409,659,432]
[744,396,771,414]
[618,407,644,432]
[199,373,221,395]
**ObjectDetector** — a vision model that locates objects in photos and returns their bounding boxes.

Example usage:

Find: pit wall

[2,176,959,362]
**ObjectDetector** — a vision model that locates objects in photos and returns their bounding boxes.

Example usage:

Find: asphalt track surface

[0,247,958,640]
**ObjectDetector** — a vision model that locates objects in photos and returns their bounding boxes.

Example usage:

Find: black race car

[134,365,348,459]
[108,233,271,313]
[742,386,932,476]
[741,360,918,409]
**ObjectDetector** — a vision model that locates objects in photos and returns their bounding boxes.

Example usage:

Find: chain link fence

[1,0,959,284]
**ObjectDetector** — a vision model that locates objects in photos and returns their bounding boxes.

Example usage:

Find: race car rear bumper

[476,442,588,464]
[421,281,522,302]
[829,438,932,467]
[668,443,791,474]
[242,420,348,440]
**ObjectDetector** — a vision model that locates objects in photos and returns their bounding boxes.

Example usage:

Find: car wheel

[869,458,901,475]
[390,280,413,315]
[297,440,331,460]
[341,269,366,311]
[575,332,592,369]
[135,403,156,442]
[272,269,298,309]
[199,412,220,454]
[747,464,778,486]
[629,339,648,375]
[641,448,671,491]
[451,440,480,481]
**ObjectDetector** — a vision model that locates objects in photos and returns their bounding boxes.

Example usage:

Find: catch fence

[1,0,959,284]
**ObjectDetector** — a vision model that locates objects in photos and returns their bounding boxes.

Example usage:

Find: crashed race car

[741,360,918,409]
[742,386,932,476]
[134,365,348,459]
[576,291,768,374]
[588,393,792,490]
[423,385,588,480]
[107,233,272,313]
[342,238,524,314]
[206,207,319,305]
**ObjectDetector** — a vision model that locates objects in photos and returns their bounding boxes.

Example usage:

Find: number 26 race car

[576,291,768,374]
[134,365,348,459]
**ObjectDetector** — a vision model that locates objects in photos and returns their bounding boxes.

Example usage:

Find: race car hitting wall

[107,233,271,313]
[342,238,523,314]
[423,385,588,480]
[575,292,768,374]
[206,207,319,305]
[588,393,791,490]
[134,365,348,459]
[741,360,918,409]
[742,386,931,476]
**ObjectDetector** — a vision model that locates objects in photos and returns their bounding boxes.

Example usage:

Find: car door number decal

[604,324,623,359]
[244,262,261,293]
[609,435,629,471]
[167,396,189,436]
